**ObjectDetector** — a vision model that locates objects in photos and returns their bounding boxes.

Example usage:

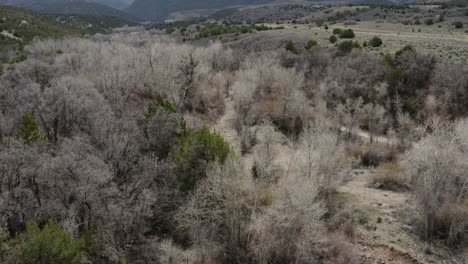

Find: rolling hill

[126,0,276,21]
[3,0,138,21]
[0,4,137,75]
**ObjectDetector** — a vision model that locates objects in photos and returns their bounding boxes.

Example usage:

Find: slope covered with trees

[0,5,136,76]
[3,0,138,21]
[0,25,467,263]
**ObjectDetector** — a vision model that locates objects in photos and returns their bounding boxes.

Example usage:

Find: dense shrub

[402,120,468,247]
[173,126,232,193]
[332,28,342,35]
[339,29,355,38]
[368,36,383,47]
[305,40,318,50]
[424,18,434,25]
[453,21,463,28]
[329,35,337,43]
[337,40,360,53]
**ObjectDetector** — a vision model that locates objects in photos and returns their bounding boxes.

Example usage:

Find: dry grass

[369,161,410,192]
[347,142,398,167]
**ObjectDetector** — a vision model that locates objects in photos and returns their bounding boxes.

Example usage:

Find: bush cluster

[339,28,355,38]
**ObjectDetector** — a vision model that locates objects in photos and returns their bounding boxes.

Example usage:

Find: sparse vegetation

[285,39,297,53]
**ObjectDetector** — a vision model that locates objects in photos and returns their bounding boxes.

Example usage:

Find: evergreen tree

[16,112,46,144]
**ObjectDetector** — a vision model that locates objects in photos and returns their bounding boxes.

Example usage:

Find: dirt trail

[0,30,22,41]
[213,98,241,154]
[338,169,466,264]
[264,23,468,43]
[338,169,426,263]
[340,126,399,146]
[347,27,468,43]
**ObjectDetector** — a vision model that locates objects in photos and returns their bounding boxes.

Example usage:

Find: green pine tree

[173,126,232,193]
[9,219,89,264]
[16,112,46,144]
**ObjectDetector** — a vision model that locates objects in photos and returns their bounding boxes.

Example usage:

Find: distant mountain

[126,0,275,21]
[3,0,138,21]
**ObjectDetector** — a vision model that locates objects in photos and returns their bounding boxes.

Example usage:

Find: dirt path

[213,98,241,154]
[348,27,468,43]
[338,169,466,264]
[263,23,468,43]
[340,126,399,146]
[0,30,22,41]
[338,169,424,263]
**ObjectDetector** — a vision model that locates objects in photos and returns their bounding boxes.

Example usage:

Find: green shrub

[339,28,355,38]
[337,40,360,54]
[285,40,297,53]
[329,35,337,43]
[304,40,318,50]
[173,126,232,193]
[144,93,176,119]
[395,45,413,56]
[424,18,434,25]
[9,219,89,264]
[166,28,175,34]
[453,21,463,29]
[16,112,46,144]
[332,28,342,35]
[368,36,383,47]
[143,94,184,158]
[414,19,421,25]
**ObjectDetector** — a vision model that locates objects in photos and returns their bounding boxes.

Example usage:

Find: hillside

[0,5,83,45]
[126,0,275,21]
[0,5,136,75]
[52,14,138,33]
[4,0,138,21]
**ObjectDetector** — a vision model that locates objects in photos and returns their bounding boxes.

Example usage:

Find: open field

[254,22,468,63]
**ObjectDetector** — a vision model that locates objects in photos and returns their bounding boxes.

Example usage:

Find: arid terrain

[0,1,468,264]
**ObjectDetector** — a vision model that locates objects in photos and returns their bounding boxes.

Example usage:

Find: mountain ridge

[126,0,277,21]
